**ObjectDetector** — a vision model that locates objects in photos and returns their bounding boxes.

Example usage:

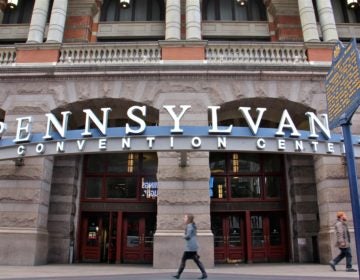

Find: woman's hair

[186,214,195,224]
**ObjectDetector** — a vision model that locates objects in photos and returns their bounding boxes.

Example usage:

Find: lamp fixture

[347,0,359,9]
[7,0,18,9]
[236,0,248,6]
[119,0,130,9]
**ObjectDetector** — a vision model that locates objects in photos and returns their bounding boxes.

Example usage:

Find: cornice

[0,63,328,82]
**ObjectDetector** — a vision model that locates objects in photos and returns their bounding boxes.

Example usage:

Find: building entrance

[211,213,245,263]
[79,212,156,264]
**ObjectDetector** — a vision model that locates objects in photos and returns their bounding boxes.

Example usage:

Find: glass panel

[251,215,264,248]
[236,154,260,173]
[108,153,138,173]
[269,215,281,246]
[231,176,260,198]
[264,155,281,172]
[331,0,345,23]
[210,153,226,173]
[87,217,100,246]
[211,216,225,248]
[86,155,107,173]
[135,0,147,21]
[234,4,248,21]
[126,216,140,247]
[151,0,162,20]
[220,0,233,20]
[144,216,156,248]
[106,177,137,198]
[142,153,158,173]
[119,3,132,21]
[105,0,117,21]
[85,178,102,198]
[228,216,241,247]
[212,177,227,199]
[266,176,281,198]
[205,0,216,20]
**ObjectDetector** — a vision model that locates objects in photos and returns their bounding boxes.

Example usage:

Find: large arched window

[2,0,35,24]
[203,0,267,21]
[100,0,165,22]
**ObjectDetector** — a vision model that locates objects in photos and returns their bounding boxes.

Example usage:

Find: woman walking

[173,214,207,279]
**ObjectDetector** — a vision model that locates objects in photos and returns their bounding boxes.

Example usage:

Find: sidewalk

[0,263,357,279]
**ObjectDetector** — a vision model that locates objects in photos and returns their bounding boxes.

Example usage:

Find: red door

[122,214,156,263]
[80,214,103,262]
[250,213,287,262]
[80,212,118,263]
[211,214,245,263]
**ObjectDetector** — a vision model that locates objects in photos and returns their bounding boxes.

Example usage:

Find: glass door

[211,213,245,263]
[250,213,287,262]
[122,214,156,263]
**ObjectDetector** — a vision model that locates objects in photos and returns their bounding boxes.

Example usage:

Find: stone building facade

[0,0,359,269]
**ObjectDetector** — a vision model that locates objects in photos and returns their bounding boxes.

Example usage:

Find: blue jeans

[333,247,353,268]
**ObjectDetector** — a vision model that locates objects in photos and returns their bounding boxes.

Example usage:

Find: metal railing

[58,43,161,65]
[205,42,308,65]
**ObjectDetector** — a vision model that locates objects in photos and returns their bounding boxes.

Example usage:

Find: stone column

[0,0,6,24]
[315,155,358,264]
[165,0,181,40]
[153,97,214,269]
[46,0,68,43]
[186,0,201,40]
[298,0,320,42]
[27,0,50,43]
[315,0,338,42]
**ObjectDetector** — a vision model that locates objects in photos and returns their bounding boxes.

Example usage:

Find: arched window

[100,0,165,22]
[203,0,267,21]
[2,0,35,24]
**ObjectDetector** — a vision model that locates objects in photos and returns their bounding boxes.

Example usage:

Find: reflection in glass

[210,153,226,173]
[144,216,156,248]
[228,216,241,247]
[266,176,281,198]
[264,154,281,172]
[212,177,227,199]
[211,216,225,248]
[85,178,102,198]
[269,215,281,246]
[251,215,264,248]
[231,177,260,198]
[106,177,137,198]
[126,216,140,247]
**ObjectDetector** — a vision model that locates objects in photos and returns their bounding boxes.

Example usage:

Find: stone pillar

[46,0,68,43]
[0,0,6,24]
[153,99,214,269]
[0,157,53,265]
[315,155,358,264]
[287,155,319,263]
[298,0,320,42]
[165,0,181,40]
[315,0,338,42]
[185,0,201,40]
[47,156,81,264]
[27,0,50,43]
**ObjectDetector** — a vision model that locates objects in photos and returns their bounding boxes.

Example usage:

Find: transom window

[100,0,165,22]
[202,0,267,21]
[82,153,158,201]
[210,153,284,200]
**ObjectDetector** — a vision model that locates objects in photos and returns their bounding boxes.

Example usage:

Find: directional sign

[326,38,360,129]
